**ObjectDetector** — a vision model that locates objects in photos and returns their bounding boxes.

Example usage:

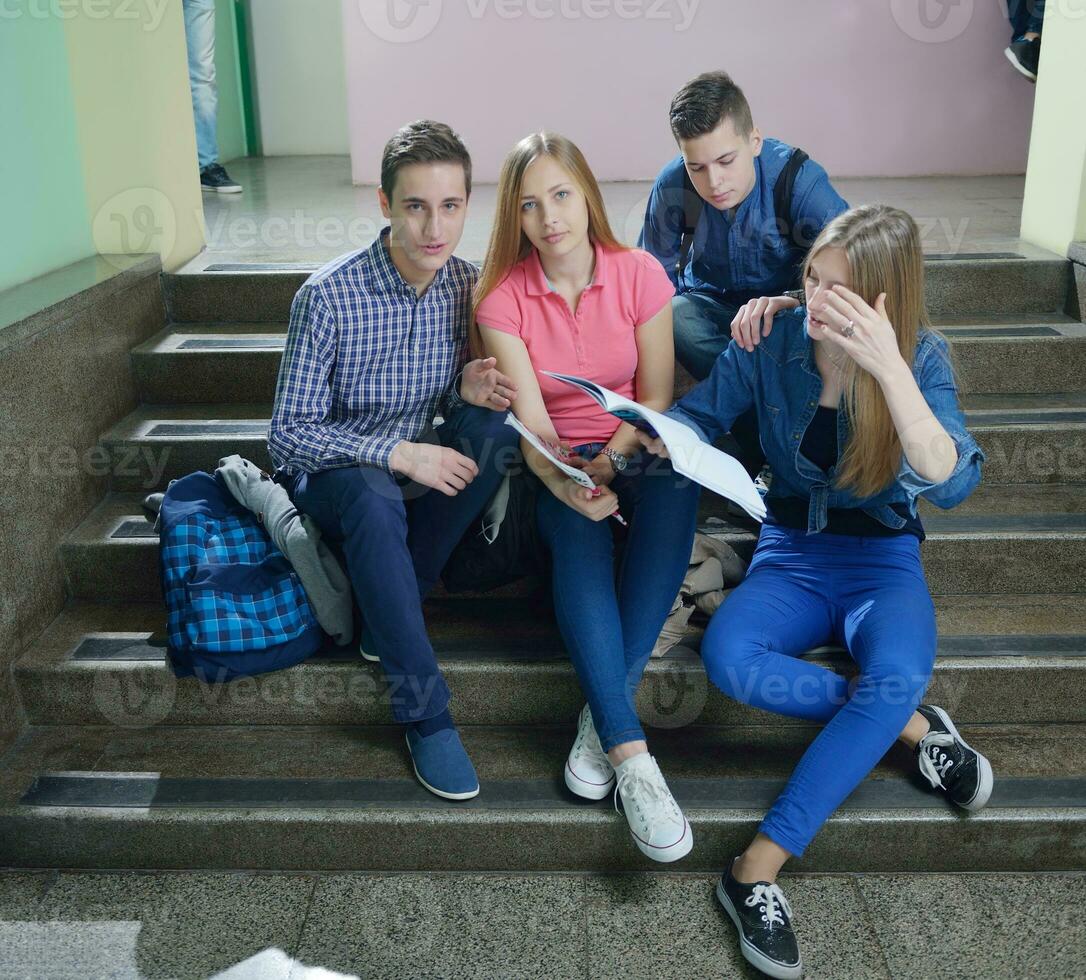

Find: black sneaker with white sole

[716,860,802,980]
[200,163,243,194]
[1004,36,1039,81]
[916,704,994,811]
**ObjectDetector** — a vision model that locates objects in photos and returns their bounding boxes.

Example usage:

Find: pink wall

[342,0,1035,183]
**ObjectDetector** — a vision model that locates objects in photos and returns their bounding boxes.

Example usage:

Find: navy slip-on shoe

[358,626,378,662]
[405,727,480,801]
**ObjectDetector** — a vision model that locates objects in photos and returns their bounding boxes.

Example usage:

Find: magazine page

[541,371,766,521]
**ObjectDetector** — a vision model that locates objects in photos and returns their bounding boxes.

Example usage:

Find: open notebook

[541,371,767,522]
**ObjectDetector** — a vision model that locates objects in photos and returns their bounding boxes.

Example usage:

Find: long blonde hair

[805,205,946,498]
[471,131,626,357]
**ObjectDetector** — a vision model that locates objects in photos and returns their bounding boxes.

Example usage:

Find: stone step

[59,487,1086,600]
[131,316,1086,404]
[160,253,1072,323]
[14,597,1086,729]
[1,722,1084,872]
[96,395,1086,491]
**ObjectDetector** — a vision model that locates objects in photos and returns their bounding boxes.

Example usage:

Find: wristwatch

[599,447,629,473]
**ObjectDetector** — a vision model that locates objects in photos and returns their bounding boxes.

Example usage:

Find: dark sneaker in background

[200,163,243,194]
[1004,37,1039,81]
[716,859,802,979]
[916,703,994,811]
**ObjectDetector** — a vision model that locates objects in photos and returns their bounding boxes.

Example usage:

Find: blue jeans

[288,406,520,724]
[701,524,936,857]
[672,291,765,478]
[1008,0,1045,37]
[183,0,219,169]
[536,445,701,752]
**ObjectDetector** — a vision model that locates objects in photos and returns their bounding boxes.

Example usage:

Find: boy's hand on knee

[389,442,479,496]
[730,296,800,353]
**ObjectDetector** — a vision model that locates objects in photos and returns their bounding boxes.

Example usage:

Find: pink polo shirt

[476,242,674,446]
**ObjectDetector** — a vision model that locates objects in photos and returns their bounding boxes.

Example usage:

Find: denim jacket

[666,308,985,533]
[639,139,849,303]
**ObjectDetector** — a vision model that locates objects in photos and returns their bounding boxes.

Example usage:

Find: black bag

[441,469,543,594]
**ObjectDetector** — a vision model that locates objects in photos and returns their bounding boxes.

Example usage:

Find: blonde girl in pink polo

[474,133,702,862]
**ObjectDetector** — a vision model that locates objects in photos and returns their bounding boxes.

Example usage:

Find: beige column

[63,1,206,272]
[1019,1,1086,257]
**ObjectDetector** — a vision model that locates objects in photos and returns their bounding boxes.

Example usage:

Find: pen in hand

[589,485,627,526]
[550,441,627,527]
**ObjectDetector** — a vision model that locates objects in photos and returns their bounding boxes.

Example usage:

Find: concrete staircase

[2,254,1086,873]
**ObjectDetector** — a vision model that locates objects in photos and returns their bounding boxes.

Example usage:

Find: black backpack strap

[676,167,704,285]
[773,147,811,248]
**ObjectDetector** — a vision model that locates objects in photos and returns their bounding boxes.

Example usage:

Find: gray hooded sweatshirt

[216,455,353,645]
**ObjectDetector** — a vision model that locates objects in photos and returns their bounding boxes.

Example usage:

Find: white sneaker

[613,752,692,862]
[564,704,615,800]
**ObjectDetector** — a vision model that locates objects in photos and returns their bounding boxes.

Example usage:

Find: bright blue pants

[700,524,937,857]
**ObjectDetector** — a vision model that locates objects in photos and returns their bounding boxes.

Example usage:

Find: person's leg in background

[407,404,519,597]
[671,291,765,479]
[182,0,243,192]
[671,291,740,382]
[1005,0,1044,80]
[290,465,478,799]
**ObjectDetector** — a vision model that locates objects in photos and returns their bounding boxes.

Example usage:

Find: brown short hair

[669,71,754,142]
[380,120,472,200]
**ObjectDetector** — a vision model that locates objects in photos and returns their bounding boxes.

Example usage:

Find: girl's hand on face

[810,286,908,383]
[635,430,669,459]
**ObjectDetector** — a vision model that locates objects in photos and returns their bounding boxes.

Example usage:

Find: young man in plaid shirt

[269,121,519,801]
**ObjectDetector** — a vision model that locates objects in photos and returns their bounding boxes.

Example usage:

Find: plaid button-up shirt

[269,228,476,475]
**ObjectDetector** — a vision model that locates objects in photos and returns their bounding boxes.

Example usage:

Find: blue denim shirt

[666,309,985,533]
[639,139,849,304]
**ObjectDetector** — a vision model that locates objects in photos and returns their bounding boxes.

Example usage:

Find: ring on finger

[843,319,855,338]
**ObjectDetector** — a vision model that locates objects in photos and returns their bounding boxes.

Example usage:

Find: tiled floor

[1,869,1083,979]
[184,156,1043,271]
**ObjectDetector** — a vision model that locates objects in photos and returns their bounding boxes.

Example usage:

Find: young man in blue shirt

[269,121,520,802]
[640,71,848,473]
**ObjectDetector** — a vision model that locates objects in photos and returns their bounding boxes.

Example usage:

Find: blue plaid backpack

[158,470,322,682]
